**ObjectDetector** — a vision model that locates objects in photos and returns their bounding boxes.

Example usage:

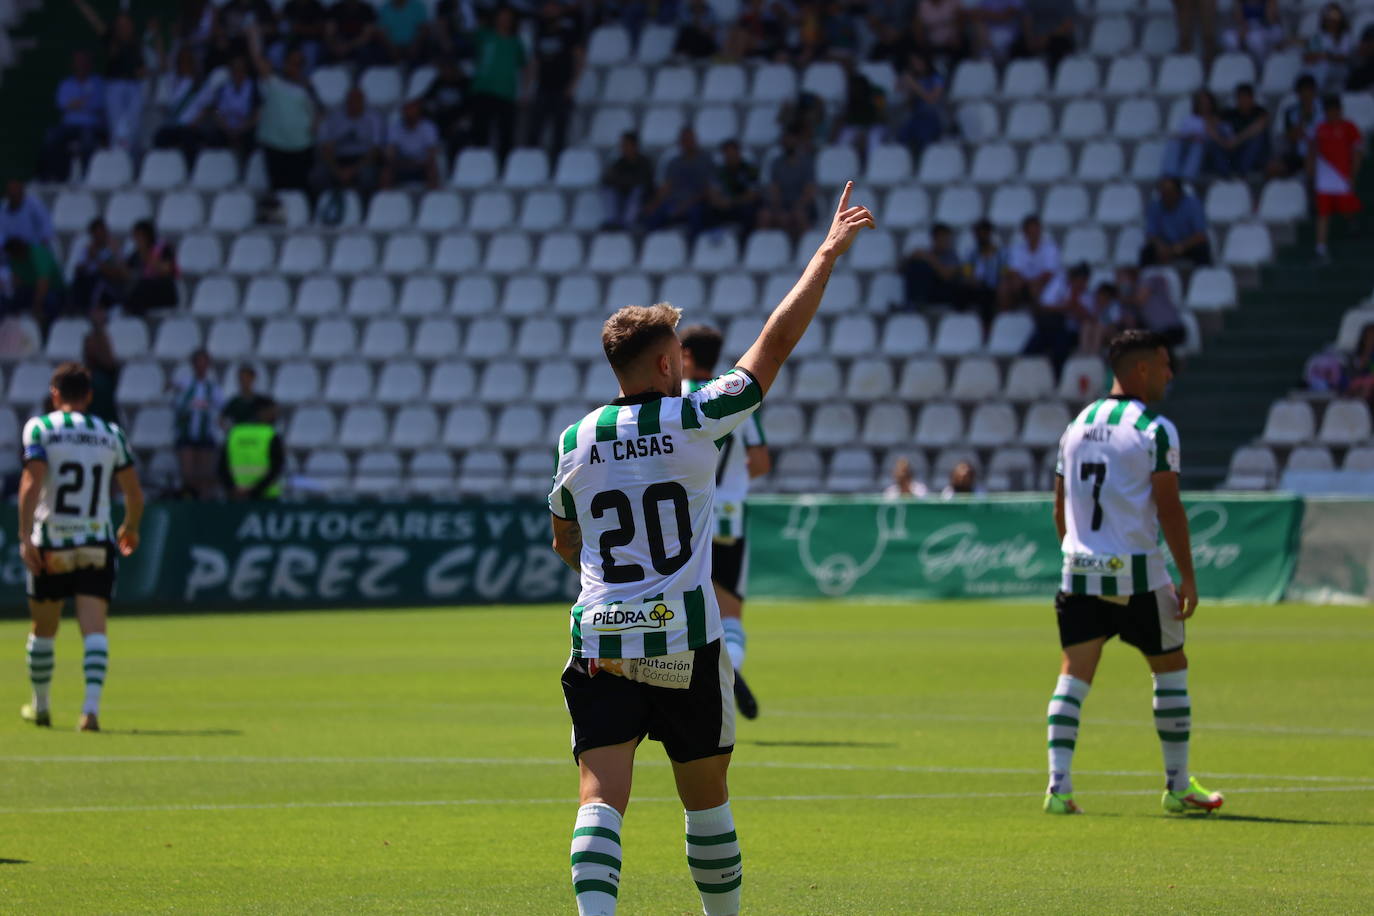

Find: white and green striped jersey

[172,374,223,443]
[684,379,767,540]
[21,410,135,548]
[550,368,764,659]
[1055,396,1181,596]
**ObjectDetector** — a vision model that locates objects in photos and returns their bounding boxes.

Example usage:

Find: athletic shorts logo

[717,374,746,396]
[588,601,681,633]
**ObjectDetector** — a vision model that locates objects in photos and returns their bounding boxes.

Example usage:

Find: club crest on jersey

[716,374,747,396]
[588,601,685,633]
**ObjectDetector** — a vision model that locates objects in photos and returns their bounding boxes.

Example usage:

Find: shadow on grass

[99,729,243,738]
[0,859,30,865]
[744,740,897,749]
[1095,812,1374,827]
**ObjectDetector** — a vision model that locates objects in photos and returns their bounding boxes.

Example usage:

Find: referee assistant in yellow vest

[219,399,285,500]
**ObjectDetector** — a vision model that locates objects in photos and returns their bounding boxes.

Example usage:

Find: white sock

[82,633,108,716]
[571,803,622,916]
[1153,669,1191,792]
[27,634,55,712]
[685,802,742,916]
[1046,674,1091,795]
[721,618,746,670]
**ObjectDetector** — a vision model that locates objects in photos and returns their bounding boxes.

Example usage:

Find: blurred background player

[18,363,143,732]
[680,324,772,719]
[1045,331,1222,817]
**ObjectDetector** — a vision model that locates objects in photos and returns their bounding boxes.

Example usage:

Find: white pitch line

[1,785,1372,817]
[1,755,1372,785]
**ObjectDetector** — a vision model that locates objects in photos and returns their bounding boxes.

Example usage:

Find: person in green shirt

[219,399,286,501]
[469,6,528,161]
[3,238,65,326]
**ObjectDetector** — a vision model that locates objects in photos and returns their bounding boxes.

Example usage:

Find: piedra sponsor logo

[918,522,1044,582]
[1070,554,1126,574]
[591,603,677,633]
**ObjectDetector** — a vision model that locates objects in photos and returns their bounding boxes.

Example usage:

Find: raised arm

[737,181,874,394]
[245,21,274,80]
[1152,470,1197,620]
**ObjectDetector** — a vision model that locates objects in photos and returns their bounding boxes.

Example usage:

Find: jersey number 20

[590,483,693,583]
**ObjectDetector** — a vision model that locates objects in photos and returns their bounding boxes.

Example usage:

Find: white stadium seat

[360,318,409,360]
[636,23,676,65]
[1258,179,1306,223]
[967,403,1018,447]
[115,361,165,406]
[933,313,983,355]
[1317,399,1372,445]
[1025,142,1071,184]
[950,357,1002,401]
[191,276,239,317]
[702,64,746,102]
[986,312,1035,356]
[1002,58,1049,99]
[257,318,306,360]
[1208,52,1256,94]
[898,358,947,400]
[353,452,404,496]
[1095,183,1143,226]
[1053,56,1099,98]
[295,276,343,316]
[156,190,204,232]
[206,318,253,360]
[1286,445,1334,473]
[272,363,321,405]
[381,234,430,275]
[1062,224,1108,264]
[85,149,132,190]
[107,317,149,358]
[1222,223,1273,268]
[801,61,846,103]
[1022,402,1072,448]
[501,275,552,315]
[209,189,255,232]
[278,236,326,276]
[1112,99,1161,140]
[339,405,389,450]
[53,190,97,233]
[1157,54,1204,95]
[651,65,697,104]
[1058,100,1107,141]
[345,276,395,316]
[138,149,187,190]
[914,403,964,447]
[427,360,476,405]
[1089,16,1134,56]
[104,190,151,234]
[971,143,1018,186]
[519,189,568,233]
[365,190,413,231]
[417,191,465,231]
[1225,445,1278,489]
[587,25,631,66]
[1261,400,1315,445]
[1004,357,1055,402]
[1104,56,1152,97]
[1005,101,1053,142]
[502,148,550,188]
[451,148,498,189]
[227,234,277,276]
[324,363,374,404]
[434,234,481,274]
[190,150,239,190]
[1205,181,1253,224]
[950,59,997,100]
[308,318,358,361]
[287,407,337,450]
[1058,355,1107,400]
[865,144,913,186]
[130,406,176,450]
[989,185,1037,229]
[303,451,351,494]
[553,148,600,189]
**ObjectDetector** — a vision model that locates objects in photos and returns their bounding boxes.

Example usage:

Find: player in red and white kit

[1308,94,1364,263]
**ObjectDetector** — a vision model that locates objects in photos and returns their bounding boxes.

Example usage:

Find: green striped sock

[571,803,621,916]
[82,633,108,717]
[26,634,55,713]
[686,802,742,916]
[1153,669,1191,792]
[1047,674,1091,795]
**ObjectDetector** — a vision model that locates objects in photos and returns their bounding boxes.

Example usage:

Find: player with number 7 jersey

[548,182,874,916]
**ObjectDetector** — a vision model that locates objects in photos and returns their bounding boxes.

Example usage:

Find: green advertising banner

[0,502,581,616]
[745,493,1304,603]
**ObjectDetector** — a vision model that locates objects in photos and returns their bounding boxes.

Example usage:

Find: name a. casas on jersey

[588,434,676,464]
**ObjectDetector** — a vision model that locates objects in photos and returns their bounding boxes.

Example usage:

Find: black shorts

[1055,587,1183,657]
[711,537,748,600]
[561,639,736,764]
[26,545,118,603]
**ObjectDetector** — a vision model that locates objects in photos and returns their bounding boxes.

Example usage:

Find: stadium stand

[2,0,1374,499]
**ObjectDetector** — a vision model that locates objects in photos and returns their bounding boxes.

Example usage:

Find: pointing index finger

[836,181,853,215]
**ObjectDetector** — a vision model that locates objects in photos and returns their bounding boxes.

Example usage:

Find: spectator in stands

[71,0,147,151]
[883,456,929,499]
[172,0,217,60]
[377,0,431,63]
[1016,0,1077,75]
[964,218,1014,316]
[1310,94,1364,263]
[381,100,442,190]
[1081,280,1121,356]
[83,304,121,426]
[470,6,528,163]
[152,49,212,165]
[894,53,946,155]
[248,24,319,197]
[207,0,278,74]
[423,57,472,152]
[70,218,127,314]
[1174,0,1219,58]
[0,181,55,253]
[834,66,888,160]
[1349,25,1374,90]
[722,0,791,61]
[757,130,819,242]
[915,0,968,61]
[942,461,983,497]
[1007,214,1060,307]
[707,140,762,240]
[317,87,384,196]
[1116,265,1187,349]
[431,0,479,63]
[526,0,586,160]
[601,132,655,231]
[325,0,383,67]
[1270,74,1322,177]
[37,51,106,183]
[199,56,261,160]
[1216,83,1270,177]
[1220,0,1283,61]
[1141,177,1213,267]
[1,238,65,326]
[221,398,286,501]
[642,127,714,237]
[971,0,1023,62]
[1025,261,1091,372]
[1303,2,1354,92]
[173,348,224,501]
[221,364,273,428]
[1345,323,1374,403]
[675,0,721,58]
[1161,89,1225,180]
[125,219,180,316]
[901,222,966,311]
[274,0,328,71]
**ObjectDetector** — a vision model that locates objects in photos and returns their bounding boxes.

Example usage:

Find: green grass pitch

[1,600,1371,914]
